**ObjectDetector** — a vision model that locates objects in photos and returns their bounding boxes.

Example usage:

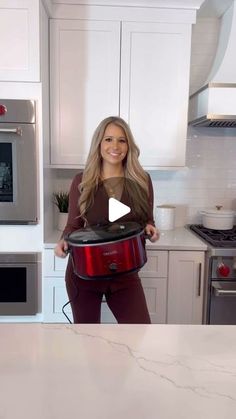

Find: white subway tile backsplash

[151,131,236,225]
[225,187,236,199]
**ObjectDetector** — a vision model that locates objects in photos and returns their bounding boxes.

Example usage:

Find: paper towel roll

[155,205,176,230]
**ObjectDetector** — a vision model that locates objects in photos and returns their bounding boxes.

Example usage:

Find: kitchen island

[0,324,235,419]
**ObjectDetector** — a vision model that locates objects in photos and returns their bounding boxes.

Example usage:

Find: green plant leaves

[53,192,69,213]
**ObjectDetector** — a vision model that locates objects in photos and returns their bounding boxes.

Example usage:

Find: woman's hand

[54,239,69,258]
[145,224,160,242]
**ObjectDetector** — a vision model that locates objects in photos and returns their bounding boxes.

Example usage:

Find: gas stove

[189,224,236,257]
[189,224,236,325]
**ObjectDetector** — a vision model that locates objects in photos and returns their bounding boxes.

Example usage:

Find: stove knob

[217,263,230,277]
[0,104,7,116]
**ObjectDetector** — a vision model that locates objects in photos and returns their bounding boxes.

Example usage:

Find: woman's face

[100,123,128,168]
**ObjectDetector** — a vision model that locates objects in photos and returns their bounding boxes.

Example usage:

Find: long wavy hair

[79,116,150,223]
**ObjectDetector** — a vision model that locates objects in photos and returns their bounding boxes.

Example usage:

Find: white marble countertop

[147,226,207,251]
[0,324,235,419]
[45,227,207,251]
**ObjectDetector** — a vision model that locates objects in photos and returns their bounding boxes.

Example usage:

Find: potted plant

[53,191,69,231]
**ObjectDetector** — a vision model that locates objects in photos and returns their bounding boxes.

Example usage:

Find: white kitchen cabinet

[49,6,193,168]
[50,19,120,166]
[43,249,118,322]
[120,21,191,168]
[43,248,168,323]
[140,250,168,323]
[43,250,69,322]
[44,276,117,323]
[0,0,40,82]
[167,251,205,324]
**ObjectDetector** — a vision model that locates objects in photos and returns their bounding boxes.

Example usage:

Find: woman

[54,116,159,324]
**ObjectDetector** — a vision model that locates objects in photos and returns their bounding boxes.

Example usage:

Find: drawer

[44,249,68,277]
[140,250,168,278]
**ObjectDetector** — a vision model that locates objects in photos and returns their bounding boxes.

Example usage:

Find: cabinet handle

[198,263,202,296]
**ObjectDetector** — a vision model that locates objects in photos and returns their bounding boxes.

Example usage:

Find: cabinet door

[141,250,168,278]
[141,277,167,323]
[167,251,205,324]
[43,278,70,323]
[50,19,120,166]
[120,21,191,168]
[44,249,68,277]
[43,277,117,323]
[0,0,40,81]
[140,250,168,323]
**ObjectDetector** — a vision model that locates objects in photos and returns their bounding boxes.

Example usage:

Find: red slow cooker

[66,222,147,280]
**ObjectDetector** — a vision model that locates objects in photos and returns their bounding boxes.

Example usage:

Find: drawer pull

[198,263,202,296]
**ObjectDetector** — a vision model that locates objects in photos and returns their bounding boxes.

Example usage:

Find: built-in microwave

[0,253,40,316]
[0,99,38,224]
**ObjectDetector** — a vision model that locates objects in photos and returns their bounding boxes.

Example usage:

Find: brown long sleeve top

[62,172,155,238]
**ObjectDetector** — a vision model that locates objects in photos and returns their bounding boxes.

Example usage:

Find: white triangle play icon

[108,197,131,222]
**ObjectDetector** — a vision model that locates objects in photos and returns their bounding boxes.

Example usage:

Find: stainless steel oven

[209,257,236,324]
[0,99,38,224]
[190,225,236,325]
[0,253,40,315]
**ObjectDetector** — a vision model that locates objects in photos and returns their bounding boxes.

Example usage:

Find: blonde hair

[79,116,150,223]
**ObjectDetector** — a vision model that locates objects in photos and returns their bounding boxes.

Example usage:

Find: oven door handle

[212,282,236,297]
[0,127,22,136]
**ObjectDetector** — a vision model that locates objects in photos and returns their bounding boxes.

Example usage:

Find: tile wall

[151,128,236,226]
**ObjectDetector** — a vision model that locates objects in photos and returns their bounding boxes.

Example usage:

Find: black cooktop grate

[189,224,236,248]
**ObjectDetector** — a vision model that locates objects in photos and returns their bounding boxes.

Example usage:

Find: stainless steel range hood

[188,0,236,127]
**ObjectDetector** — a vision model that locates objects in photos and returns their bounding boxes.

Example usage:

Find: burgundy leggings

[65,261,151,324]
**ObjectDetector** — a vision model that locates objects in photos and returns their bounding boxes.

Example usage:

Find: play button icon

[108,197,131,222]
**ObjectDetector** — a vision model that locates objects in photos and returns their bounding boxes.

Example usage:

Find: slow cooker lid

[67,221,143,245]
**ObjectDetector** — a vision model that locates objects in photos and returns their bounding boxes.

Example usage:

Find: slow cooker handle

[63,239,71,256]
[144,233,152,241]
[63,235,71,255]
[64,247,71,255]
[64,245,76,273]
